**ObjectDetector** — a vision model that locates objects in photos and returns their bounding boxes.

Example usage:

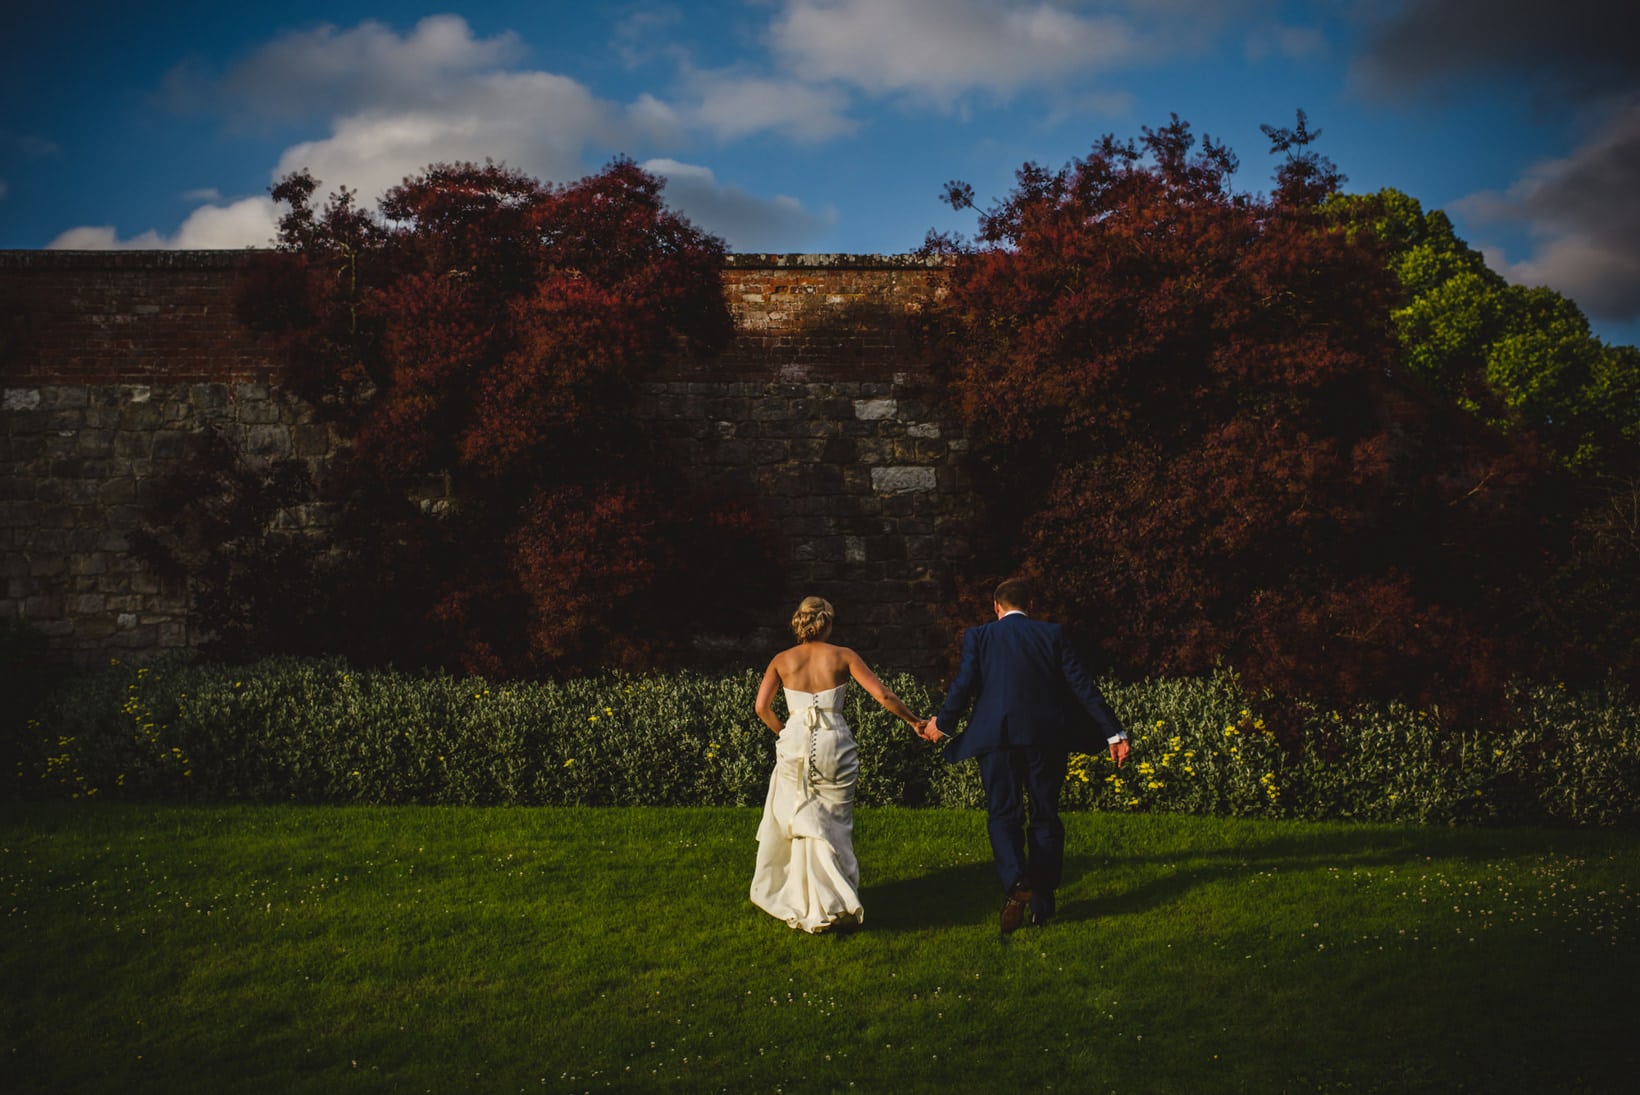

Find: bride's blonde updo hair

[790,596,835,642]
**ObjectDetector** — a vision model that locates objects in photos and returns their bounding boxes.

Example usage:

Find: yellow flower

[564,758,576,768]
[588,715,599,723]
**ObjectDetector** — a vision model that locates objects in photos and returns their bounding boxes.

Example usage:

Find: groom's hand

[1110,739,1130,768]
[923,716,945,742]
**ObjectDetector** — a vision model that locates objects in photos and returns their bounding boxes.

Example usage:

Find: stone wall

[1,251,971,675]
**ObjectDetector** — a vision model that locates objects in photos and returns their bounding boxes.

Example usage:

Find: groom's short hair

[994,578,1033,611]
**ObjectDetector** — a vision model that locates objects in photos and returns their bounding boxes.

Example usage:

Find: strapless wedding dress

[749,683,863,932]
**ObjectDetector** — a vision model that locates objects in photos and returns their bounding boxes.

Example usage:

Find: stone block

[237,399,281,425]
[42,387,91,410]
[853,398,897,420]
[191,383,231,410]
[98,478,137,506]
[3,388,42,411]
[106,504,146,531]
[8,409,46,435]
[119,402,164,430]
[244,425,292,459]
[0,500,41,528]
[749,440,789,465]
[67,528,107,552]
[151,430,191,461]
[114,624,159,648]
[749,399,791,422]
[78,618,117,640]
[113,431,152,460]
[871,466,937,494]
[80,404,120,429]
[76,429,114,457]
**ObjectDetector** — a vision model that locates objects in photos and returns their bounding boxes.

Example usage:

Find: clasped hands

[913,716,945,743]
[913,718,1132,767]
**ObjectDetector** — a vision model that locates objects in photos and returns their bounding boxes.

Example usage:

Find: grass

[2,803,1637,1094]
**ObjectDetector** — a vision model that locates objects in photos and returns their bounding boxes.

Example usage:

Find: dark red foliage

[925,116,1581,720]
[216,159,778,675]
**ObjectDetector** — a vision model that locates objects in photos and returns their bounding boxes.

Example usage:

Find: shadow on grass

[1054,823,1543,925]
[861,862,998,931]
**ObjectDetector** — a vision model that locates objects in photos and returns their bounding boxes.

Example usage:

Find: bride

[750,596,930,933]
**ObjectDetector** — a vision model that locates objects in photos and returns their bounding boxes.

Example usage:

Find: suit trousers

[976,746,1069,916]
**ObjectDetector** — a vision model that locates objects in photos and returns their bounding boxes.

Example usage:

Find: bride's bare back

[769,640,853,693]
[754,640,921,734]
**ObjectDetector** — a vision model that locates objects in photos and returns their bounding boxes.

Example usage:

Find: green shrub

[15,658,1639,825]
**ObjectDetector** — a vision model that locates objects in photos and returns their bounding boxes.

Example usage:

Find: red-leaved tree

[923,115,1576,722]
[216,159,781,675]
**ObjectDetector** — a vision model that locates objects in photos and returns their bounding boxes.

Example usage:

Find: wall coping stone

[2,249,951,271]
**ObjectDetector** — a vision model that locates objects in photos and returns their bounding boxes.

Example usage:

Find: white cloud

[48,197,279,250]
[682,72,857,142]
[1454,100,1640,323]
[272,70,632,201]
[642,158,833,250]
[181,187,223,203]
[216,15,527,123]
[770,0,1150,106]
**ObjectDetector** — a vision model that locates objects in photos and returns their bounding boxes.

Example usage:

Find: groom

[926,578,1129,934]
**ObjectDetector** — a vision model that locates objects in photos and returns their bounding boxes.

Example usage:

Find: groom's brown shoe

[1000,881,1033,935]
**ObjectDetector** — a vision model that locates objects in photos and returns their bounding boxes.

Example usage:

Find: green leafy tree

[1327,189,1640,473]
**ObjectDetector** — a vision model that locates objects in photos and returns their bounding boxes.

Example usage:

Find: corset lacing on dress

[791,693,844,794]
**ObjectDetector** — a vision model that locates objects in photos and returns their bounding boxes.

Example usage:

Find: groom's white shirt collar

[1000,609,1026,618]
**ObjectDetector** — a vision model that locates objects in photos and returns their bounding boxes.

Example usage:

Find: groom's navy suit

[937,611,1125,919]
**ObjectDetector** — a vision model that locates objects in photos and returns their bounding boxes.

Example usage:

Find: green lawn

[3,803,1636,1093]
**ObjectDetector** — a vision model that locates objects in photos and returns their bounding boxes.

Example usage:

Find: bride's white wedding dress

[749,683,863,932]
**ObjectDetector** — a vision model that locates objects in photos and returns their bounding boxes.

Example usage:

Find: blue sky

[5,1,1637,346]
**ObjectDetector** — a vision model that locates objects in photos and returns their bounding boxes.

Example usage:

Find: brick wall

[1,250,969,675]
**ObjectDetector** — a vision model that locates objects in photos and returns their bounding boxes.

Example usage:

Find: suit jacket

[938,612,1126,762]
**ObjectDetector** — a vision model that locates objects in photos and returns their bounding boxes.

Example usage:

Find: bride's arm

[842,649,923,729]
[754,660,785,734]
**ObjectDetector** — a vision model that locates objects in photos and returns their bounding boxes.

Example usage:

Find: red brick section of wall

[714,253,947,380]
[0,251,280,386]
[1,250,949,384]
